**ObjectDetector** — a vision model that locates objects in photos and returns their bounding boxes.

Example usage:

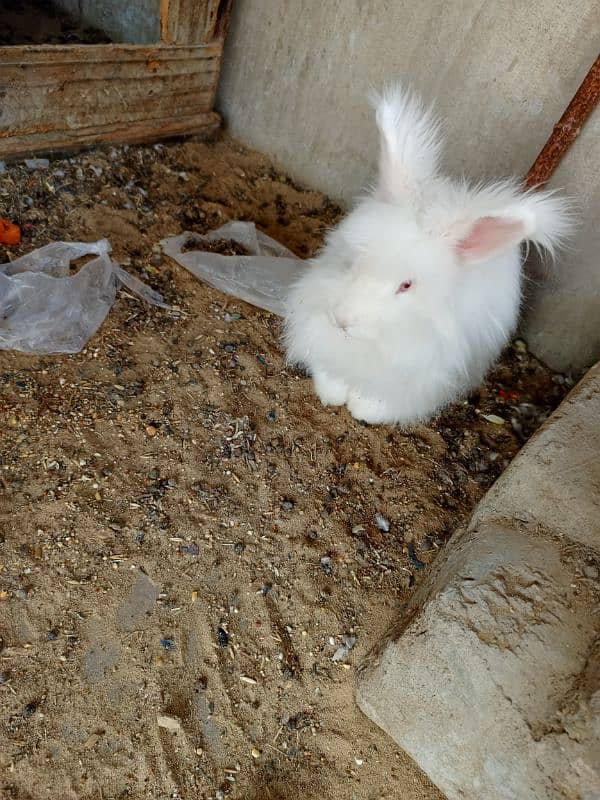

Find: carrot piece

[0,218,21,245]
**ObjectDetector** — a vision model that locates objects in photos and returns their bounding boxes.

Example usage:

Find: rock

[468,367,600,551]
[24,158,50,170]
[3,601,36,646]
[216,626,229,647]
[332,635,357,662]
[157,714,183,733]
[375,513,390,533]
[357,362,600,800]
[116,571,160,632]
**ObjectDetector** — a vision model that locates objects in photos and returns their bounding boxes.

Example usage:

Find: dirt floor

[0,136,572,800]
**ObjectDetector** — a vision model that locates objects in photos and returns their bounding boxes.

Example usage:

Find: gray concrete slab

[357,362,600,800]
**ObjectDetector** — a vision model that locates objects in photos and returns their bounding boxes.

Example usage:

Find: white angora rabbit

[283,87,571,425]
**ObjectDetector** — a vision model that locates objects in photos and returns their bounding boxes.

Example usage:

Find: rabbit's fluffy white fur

[283,87,571,425]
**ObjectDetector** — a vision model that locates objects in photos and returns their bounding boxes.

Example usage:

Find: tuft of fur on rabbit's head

[283,87,573,425]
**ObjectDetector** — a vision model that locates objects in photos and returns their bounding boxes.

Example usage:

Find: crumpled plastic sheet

[0,239,169,354]
[160,221,304,316]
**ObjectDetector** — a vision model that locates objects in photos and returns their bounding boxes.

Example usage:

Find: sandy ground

[0,136,571,799]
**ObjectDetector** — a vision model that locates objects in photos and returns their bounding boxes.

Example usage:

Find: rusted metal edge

[525,53,600,188]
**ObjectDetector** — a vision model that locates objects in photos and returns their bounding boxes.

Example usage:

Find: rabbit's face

[325,200,457,341]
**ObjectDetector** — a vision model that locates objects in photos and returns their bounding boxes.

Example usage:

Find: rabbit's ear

[455,216,526,262]
[450,185,574,264]
[373,87,443,203]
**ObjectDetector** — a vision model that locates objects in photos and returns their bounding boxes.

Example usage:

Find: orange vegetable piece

[0,218,21,246]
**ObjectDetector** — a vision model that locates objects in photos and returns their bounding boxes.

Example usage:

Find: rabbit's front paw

[313,371,349,406]
[346,392,390,424]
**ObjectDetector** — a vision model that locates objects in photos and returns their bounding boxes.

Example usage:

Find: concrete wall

[217,1,600,374]
[524,114,600,371]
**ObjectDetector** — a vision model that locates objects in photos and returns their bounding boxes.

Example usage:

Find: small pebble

[234,542,245,554]
[514,339,528,353]
[332,635,357,663]
[375,513,390,533]
[157,714,182,732]
[181,542,200,556]
[281,499,294,511]
[145,425,158,437]
[267,409,277,422]
[481,413,505,425]
[251,747,261,759]
[23,703,37,718]
[408,542,425,570]
[320,556,333,575]
[217,627,229,647]
[160,638,176,651]
[25,158,49,170]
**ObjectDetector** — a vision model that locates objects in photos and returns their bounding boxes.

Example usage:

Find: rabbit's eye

[396,280,413,294]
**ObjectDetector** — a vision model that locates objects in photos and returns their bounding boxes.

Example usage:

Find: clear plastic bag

[160,221,304,316]
[0,240,168,355]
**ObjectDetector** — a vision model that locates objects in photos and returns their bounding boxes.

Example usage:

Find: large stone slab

[357,363,600,800]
